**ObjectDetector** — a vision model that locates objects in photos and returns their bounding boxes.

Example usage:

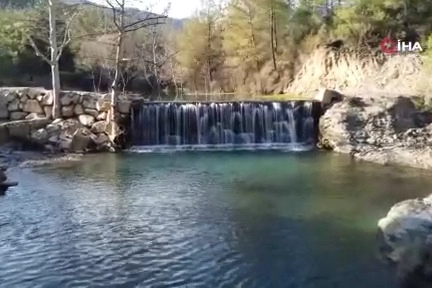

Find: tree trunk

[207,18,213,93]
[48,0,61,119]
[246,7,259,72]
[152,30,161,99]
[110,31,123,133]
[51,63,61,118]
[169,58,178,99]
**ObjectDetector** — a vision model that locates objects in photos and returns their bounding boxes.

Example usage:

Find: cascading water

[130,101,318,151]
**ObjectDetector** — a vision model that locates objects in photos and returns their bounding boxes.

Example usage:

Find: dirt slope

[285,47,428,98]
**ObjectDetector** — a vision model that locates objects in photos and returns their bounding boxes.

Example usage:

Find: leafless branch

[114,0,124,8]
[28,36,52,65]
[83,1,120,11]
[57,10,80,61]
[124,18,166,32]
[106,0,121,30]
[124,15,167,29]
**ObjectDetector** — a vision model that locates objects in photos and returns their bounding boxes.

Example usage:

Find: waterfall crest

[130,101,318,151]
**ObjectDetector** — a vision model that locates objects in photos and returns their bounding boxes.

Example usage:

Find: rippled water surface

[1,151,432,288]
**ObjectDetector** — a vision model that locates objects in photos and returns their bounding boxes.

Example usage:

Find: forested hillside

[1,0,432,98]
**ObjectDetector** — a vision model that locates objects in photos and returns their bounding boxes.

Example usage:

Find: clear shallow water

[1,151,432,288]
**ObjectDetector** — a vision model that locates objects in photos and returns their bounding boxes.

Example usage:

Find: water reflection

[0,151,431,287]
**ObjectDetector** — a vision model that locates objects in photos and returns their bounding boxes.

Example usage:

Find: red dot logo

[380,37,397,54]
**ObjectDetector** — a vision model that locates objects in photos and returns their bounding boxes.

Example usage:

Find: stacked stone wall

[0,88,132,152]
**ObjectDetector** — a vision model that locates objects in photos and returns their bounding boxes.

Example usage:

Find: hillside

[60,0,184,29]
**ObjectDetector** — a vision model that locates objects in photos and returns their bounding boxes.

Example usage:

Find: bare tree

[103,0,169,139]
[150,26,161,98]
[163,31,181,99]
[28,0,80,119]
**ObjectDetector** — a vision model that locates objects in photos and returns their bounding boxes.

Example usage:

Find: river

[1,151,431,288]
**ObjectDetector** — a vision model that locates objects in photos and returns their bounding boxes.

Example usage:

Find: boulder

[46,123,61,135]
[60,92,74,106]
[74,104,84,115]
[48,135,59,143]
[72,93,81,104]
[52,118,62,124]
[59,119,81,137]
[26,89,40,99]
[7,98,20,111]
[9,112,28,120]
[23,100,43,114]
[44,106,53,119]
[97,112,107,121]
[59,131,69,141]
[20,94,29,103]
[61,105,74,117]
[91,133,109,146]
[82,93,97,109]
[314,88,343,106]
[91,121,107,134]
[59,139,71,151]
[84,108,99,118]
[31,128,49,144]
[42,93,53,106]
[25,113,45,120]
[5,91,17,102]
[78,114,95,127]
[70,128,93,152]
[378,195,432,284]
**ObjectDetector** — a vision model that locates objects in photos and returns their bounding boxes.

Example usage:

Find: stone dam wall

[0,88,132,152]
[0,87,325,153]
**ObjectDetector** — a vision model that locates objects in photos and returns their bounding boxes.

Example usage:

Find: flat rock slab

[0,118,51,142]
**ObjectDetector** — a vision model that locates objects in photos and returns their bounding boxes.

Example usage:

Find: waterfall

[130,101,318,151]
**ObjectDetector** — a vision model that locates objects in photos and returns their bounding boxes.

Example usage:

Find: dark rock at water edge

[319,94,432,169]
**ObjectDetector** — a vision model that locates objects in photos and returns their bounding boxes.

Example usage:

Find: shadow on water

[2,151,432,287]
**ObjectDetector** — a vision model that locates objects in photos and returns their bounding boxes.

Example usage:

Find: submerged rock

[19,153,84,168]
[378,195,432,286]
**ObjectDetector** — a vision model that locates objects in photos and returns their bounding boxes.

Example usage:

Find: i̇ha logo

[380,36,423,54]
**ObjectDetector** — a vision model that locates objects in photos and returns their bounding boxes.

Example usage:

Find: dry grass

[285,46,432,100]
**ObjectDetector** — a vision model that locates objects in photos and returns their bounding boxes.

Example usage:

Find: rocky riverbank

[318,92,432,286]
[319,93,432,169]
